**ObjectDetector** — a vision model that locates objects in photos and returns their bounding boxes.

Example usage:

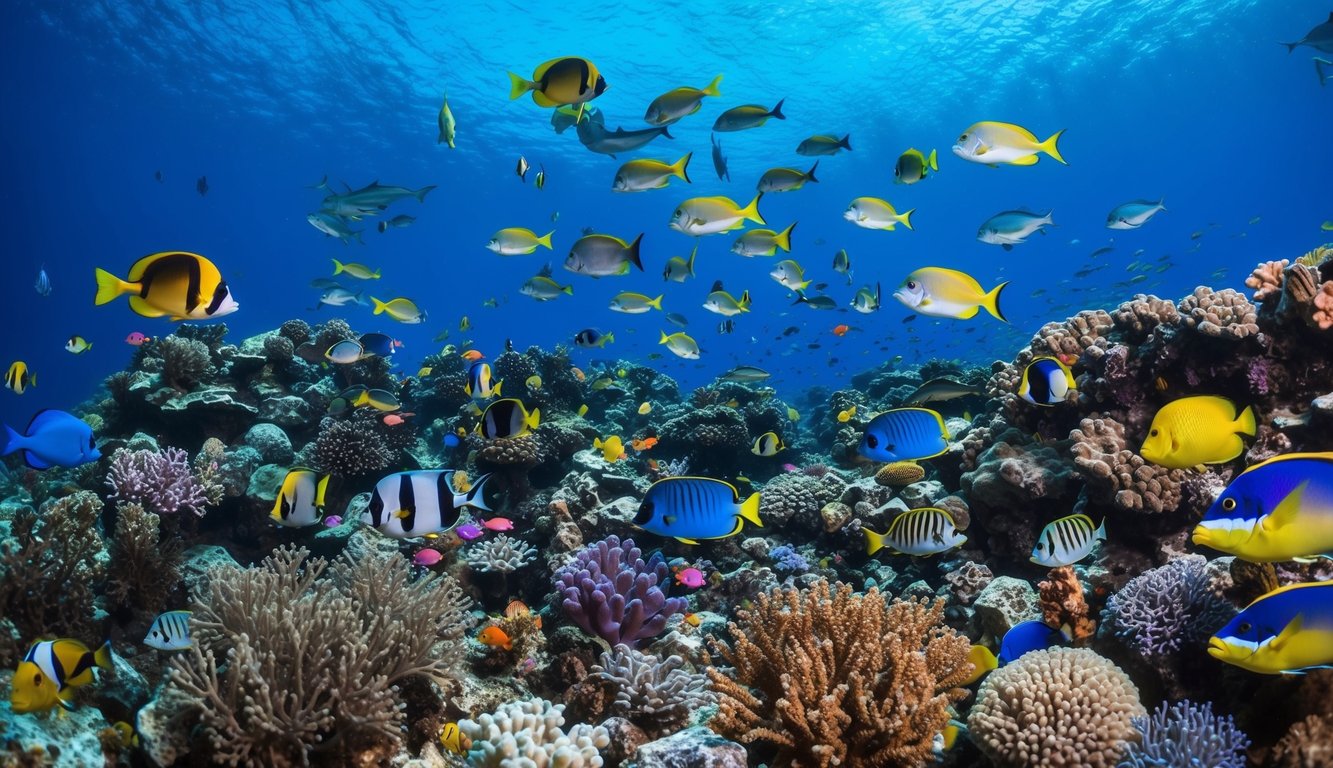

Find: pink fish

[782,463,799,473]
[125,332,152,346]
[323,515,342,528]
[382,412,415,426]
[674,567,706,589]
[413,548,444,566]
[455,524,484,541]
[481,518,514,532]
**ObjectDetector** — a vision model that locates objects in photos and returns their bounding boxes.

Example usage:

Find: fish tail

[538,230,555,250]
[1236,404,1258,438]
[896,208,916,230]
[702,74,723,97]
[527,407,541,430]
[1283,41,1297,53]
[332,258,345,275]
[797,279,811,291]
[741,194,766,225]
[739,492,762,527]
[659,330,669,345]
[464,473,493,513]
[1157,197,1167,211]
[561,283,574,295]
[1040,129,1067,165]
[863,527,885,556]
[649,294,663,310]
[493,380,503,397]
[739,290,752,310]
[628,233,645,271]
[805,160,819,183]
[1,423,24,456]
[660,125,674,140]
[371,297,388,315]
[927,149,938,171]
[839,133,852,151]
[603,332,614,345]
[983,281,1010,323]
[672,152,692,183]
[770,98,786,120]
[776,221,797,252]
[414,185,437,203]
[93,639,114,671]
[93,268,132,305]
[1094,518,1107,542]
[507,71,534,99]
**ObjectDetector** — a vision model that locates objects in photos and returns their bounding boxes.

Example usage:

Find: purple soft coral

[106,446,211,517]
[554,535,687,647]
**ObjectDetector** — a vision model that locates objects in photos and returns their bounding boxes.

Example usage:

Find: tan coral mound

[875,461,925,487]
[968,647,1144,768]
[706,580,971,768]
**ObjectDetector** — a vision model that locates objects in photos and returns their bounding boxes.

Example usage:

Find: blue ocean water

[3,0,1331,424]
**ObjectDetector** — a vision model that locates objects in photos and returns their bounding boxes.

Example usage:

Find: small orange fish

[382,412,415,426]
[504,599,543,629]
[462,350,485,361]
[571,366,586,382]
[478,626,513,651]
[1056,352,1079,366]
[631,436,659,452]
[832,324,850,337]
[683,613,701,627]
[647,459,660,471]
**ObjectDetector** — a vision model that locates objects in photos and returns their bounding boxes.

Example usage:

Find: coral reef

[105,501,184,614]
[1120,699,1249,768]
[554,535,687,648]
[465,533,538,573]
[591,644,712,737]
[106,446,219,517]
[458,698,610,768]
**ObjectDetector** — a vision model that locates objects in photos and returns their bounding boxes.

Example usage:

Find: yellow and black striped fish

[1030,514,1105,567]
[5,361,35,394]
[271,468,330,528]
[10,637,113,713]
[94,251,238,321]
[864,507,967,556]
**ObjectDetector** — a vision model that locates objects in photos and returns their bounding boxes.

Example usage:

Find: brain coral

[968,647,1144,768]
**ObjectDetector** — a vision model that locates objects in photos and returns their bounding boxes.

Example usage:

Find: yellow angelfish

[10,638,113,713]
[1140,396,1256,469]
[593,435,626,463]
[837,405,856,423]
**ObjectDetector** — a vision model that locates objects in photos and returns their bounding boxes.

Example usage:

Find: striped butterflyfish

[363,469,492,539]
[863,507,966,556]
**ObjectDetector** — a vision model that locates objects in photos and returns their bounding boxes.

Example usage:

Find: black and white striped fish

[144,610,193,651]
[863,507,967,556]
[363,470,492,539]
[1030,514,1106,567]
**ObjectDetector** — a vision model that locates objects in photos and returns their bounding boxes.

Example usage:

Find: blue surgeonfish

[1018,357,1077,406]
[362,470,492,539]
[858,407,950,462]
[270,468,331,528]
[1208,581,1333,674]
[961,620,1072,685]
[1,409,100,469]
[634,476,762,544]
[144,610,193,651]
[1192,452,1333,563]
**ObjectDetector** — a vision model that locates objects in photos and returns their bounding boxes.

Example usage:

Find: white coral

[459,698,609,768]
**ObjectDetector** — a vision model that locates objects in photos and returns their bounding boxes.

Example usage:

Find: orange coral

[705,580,971,768]
[1245,259,1288,301]
[1313,280,1333,331]
[1038,566,1096,644]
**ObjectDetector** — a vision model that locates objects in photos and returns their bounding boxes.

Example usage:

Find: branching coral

[1120,699,1249,768]
[0,492,105,666]
[554,535,687,648]
[1246,259,1290,301]
[706,580,971,768]
[106,501,184,614]
[106,446,218,516]
[968,648,1144,768]
[592,644,713,737]
[156,335,215,390]
[459,698,610,768]
[465,533,538,573]
[1101,554,1235,665]
[1070,415,1185,514]
[168,545,473,767]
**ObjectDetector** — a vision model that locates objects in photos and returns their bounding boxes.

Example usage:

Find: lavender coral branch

[107,446,215,517]
[554,535,687,647]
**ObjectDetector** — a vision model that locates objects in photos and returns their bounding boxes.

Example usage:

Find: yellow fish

[371,297,426,324]
[837,405,856,423]
[331,259,381,279]
[638,401,652,415]
[952,121,1067,166]
[893,267,1007,322]
[10,638,113,713]
[961,644,998,685]
[577,404,589,418]
[440,722,466,754]
[5,361,36,394]
[418,366,433,377]
[669,195,765,236]
[460,315,471,331]
[508,57,607,110]
[94,251,239,321]
[594,435,626,463]
[526,375,543,390]
[787,407,800,422]
[1140,396,1256,469]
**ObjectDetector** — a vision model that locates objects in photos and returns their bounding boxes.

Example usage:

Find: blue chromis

[858,407,950,462]
[10,638,113,713]
[1193,452,1333,563]
[144,610,193,651]
[1208,581,1333,674]
[362,470,492,539]
[1018,357,1077,406]
[1140,396,1257,469]
[633,476,762,544]
[862,507,966,556]
[479,398,539,439]
[1,409,100,469]
[271,468,331,528]
[1030,514,1106,567]
[465,362,503,399]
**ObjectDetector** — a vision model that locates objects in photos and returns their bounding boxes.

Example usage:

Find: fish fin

[776,221,797,251]
[24,451,51,470]
[649,294,663,310]
[1040,129,1067,164]
[1009,154,1040,166]
[0,423,22,457]
[673,152,692,183]
[687,244,697,277]
[527,407,541,430]
[1002,244,1013,252]
[1271,615,1304,652]
[702,74,723,97]
[627,233,645,271]
[862,527,885,556]
[983,281,1010,323]
[1235,404,1258,438]
[415,185,437,203]
[740,194,766,226]
[675,537,700,545]
[768,98,786,120]
[393,509,410,519]
[927,148,938,171]
[93,268,132,305]
[739,492,762,528]
[659,330,669,345]
[127,296,170,318]
[839,133,852,150]
[1094,519,1107,542]
[532,90,559,108]
[464,473,492,513]
[1263,479,1309,531]
[93,640,113,671]
[506,71,533,100]
[897,208,915,230]
[562,283,574,295]
[371,297,388,315]
[805,160,819,183]
[332,258,345,275]
[58,688,76,711]
[538,230,554,250]
[493,380,503,397]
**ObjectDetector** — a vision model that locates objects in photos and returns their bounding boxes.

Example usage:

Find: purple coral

[107,446,212,517]
[1246,355,1271,395]
[1100,554,1235,662]
[768,545,810,575]
[554,535,687,647]
[1121,699,1249,768]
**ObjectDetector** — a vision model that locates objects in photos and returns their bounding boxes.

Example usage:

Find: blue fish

[1,409,101,470]
[634,476,762,544]
[1018,357,1077,406]
[443,433,461,449]
[1209,581,1333,674]
[358,332,397,357]
[1193,452,1333,563]
[998,620,1069,665]
[858,407,950,462]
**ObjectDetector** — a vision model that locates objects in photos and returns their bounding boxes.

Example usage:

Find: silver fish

[576,119,672,158]
[1284,11,1333,53]
[977,210,1054,250]
[307,212,363,244]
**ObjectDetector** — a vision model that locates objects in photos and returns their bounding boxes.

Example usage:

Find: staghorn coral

[1120,699,1249,768]
[968,647,1144,768]
[1247,259,1290,302]
[0,492,105,666]
[1038,565,1095,644]
[592,644,713,737]
[465,533,538,573]
[106,446,218,517]
[1101,554,1235,665]
[106,501,184,614]
[169,545,473,767]
[554,535,688,648]
[459,698,610,768]
[706,580,971,768]
[1177,286,1260,340]
[1070,415,1185,514]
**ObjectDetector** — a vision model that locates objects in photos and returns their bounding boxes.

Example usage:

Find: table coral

[706,580,971,768]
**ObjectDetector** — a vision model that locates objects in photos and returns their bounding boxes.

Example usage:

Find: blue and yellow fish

[1193,452,1333,562]
[858,407,950,462]
[634,476,762,544]
[465,362,503,400]
[1208,581,1333,674]
[1017,357,1076,406]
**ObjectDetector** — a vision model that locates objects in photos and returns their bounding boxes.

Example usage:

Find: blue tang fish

[1192,452,1333,563]
[1208,581,1333,674]
[858,407,950,462]
[634,476,762,544]
[1,409,101,469]
[998,620,1070,665]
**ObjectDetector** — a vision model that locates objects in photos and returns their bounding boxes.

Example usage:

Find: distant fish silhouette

[154,170,163,183]
[196,175,209,196]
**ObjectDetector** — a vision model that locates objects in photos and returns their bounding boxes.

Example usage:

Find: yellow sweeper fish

[952,121,1067,166]
[669,195,765,236]
[892,267,1007,322]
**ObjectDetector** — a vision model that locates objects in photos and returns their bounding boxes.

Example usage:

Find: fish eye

[865,434,878,448]
[958,133,968,142]
[1222,498,1236,511]
[32,673,42,685]
[673,209,681,218]
[1237,621,1251,633]
[907,281,917,289]
[1150,428,1159,437]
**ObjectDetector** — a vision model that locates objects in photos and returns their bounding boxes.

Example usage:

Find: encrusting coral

[706,580,971,768]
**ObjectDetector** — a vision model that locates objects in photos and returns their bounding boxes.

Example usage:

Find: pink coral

[1245,259,1289,301]
[107,446,213,517]
[1313,280,1333,330]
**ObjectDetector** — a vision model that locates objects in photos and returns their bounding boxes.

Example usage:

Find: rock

[819,501,853,532]
[258,395,313,428]
[93,653,151,714]
[180,544,239,597]
[0,669,111,768]
[159,386,258,416]
[1312,392,1333,426]
[245,463,289,507]
[601,716,651,767]
[588,496,641,533]
[243,423,293,464]
[629,726,747,768]
[899,480,946,507]
[136,683,197,767]
[973,575,1040,637]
